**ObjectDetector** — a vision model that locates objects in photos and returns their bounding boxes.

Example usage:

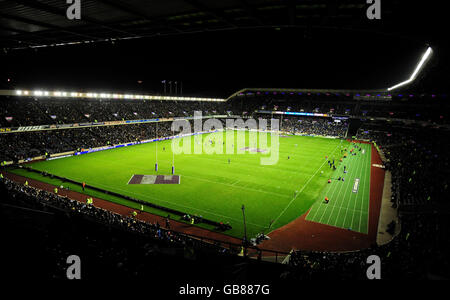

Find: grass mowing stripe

[303,141,349,222]
[271,141,342,228]
[349,143,370,232]
[275,138,342,222]
[182,174,289,198]
[75,176,269,229]
[328,151,358,227]
[11,131,348,239]
[358,144,370,233]
[321,149,355,226]
[318,173,346,224]
[34,156,270,229]
[316,154,352,224]
[349,147,365,230]
[343,148,364,230]
[326,149,361,225]
[322,161,351,224]
[345,148,365,228]
[305,143,371,234]
[359,145,371,232]
[187,154,306,176]
[93,155,290,199]
[340,146,367,231]
[361,144,371,232]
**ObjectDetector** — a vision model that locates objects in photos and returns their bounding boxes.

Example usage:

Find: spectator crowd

[1,94,450,279]
[0,122,174,162]
[0,96,227,128]
[0,176,244,279]
[280,116,348,137]
[283,120,450,279]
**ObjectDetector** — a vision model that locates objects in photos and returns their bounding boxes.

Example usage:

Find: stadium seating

[1,93,450,279]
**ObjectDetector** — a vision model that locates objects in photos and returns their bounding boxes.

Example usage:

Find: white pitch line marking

[271,141,342,227]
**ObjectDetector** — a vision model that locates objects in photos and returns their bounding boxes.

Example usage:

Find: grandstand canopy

[0,1,447,96]
[0,1,446,50]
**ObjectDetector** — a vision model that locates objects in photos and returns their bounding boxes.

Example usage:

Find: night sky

[0,15,448,98]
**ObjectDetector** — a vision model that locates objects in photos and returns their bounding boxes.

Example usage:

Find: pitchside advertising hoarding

[3,129,222,165]
[257,110,329,117]
[73,129,221,156]
[0,115,228,134]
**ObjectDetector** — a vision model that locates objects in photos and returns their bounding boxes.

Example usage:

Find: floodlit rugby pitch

[8,130,374,242]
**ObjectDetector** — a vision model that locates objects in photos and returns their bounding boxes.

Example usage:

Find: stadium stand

[0,122,173,162]
[1,93,450,280]
[283,119,450,280]
[1,177,287,280]
[0,97,227,127]
[286,211,450,279]
[279,116,348,137]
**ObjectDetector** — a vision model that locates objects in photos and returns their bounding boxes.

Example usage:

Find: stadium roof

[0,1,447,96]
[0,0,444,51]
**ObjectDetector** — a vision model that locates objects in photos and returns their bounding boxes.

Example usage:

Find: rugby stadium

[0,0,449,288]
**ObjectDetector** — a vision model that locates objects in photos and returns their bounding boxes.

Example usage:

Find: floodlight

[4,88,225,102]
[387,47,433,91]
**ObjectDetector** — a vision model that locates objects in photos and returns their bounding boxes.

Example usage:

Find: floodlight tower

[162,80,166,95]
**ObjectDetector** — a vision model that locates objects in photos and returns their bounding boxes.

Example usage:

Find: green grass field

[305,143,371,233]
[8,130,371,239]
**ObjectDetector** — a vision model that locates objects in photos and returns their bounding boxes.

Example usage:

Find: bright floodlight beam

[387,47,433,91]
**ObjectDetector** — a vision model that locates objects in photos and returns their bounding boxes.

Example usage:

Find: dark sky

[0,26,446,98]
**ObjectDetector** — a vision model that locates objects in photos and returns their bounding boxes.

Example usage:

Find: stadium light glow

[6,89,225,102]
[387,47,433,91]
